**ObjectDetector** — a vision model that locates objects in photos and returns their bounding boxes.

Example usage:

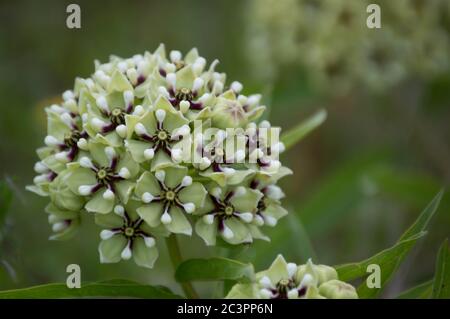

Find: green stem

[166,235,199,299]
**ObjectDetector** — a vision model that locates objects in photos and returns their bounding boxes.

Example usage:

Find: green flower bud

[49,169,85,212]
[296,259,338,286]
[319,279,359,299]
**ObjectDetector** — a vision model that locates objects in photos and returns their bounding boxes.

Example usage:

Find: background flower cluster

[246,0,450,93]
[28,45,292,268]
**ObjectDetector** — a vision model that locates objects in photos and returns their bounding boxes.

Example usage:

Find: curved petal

[99,235,128,263]
[137,203,164,227]
[257,254,289,284]
[124,114,141,139]
[263,203,288,220]
[230,188,263,213]
[126,139,152,163]
[226,169,254,186]
[178,182,207,208]
[150,150,174,172]
[94,212,124,228]
[163,110,189,133]
[175,65,195,90]
[132,237,159,269]
[88,142,109,167]
[85,190,115,214]
[107,70,133,92]
[49,218,80,241]
[42,155,66,173]
[164,166,188,189]
[66,167,97,194]
[134,171,161,197]
[225,283,256,299]
[115,180,135,204]
[165,206,192,235]
[139,110,158,134]
[200,170,227,187]
[47,112,71,140]
[195,218,218,246]
[222,218,252,245]
[248,225,270,242]
[154,95,178,114]
[117,153,140,178]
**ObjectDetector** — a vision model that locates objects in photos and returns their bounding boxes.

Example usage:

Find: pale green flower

[42,103,89,167]
[193,128,254,187]
[66,140,139,214]
[226,255,358,299]
[195,184,265,245]
[247,166,292,228]
[136,166,207,236]
[125,96,190,171]
[48,168,85,212]
[211,90,265,129]
[45,203,81,241]
[96,200,168,268]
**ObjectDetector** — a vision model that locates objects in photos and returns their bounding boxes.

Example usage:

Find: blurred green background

[0,0,448,298]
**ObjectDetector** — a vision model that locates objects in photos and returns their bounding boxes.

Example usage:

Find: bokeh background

[0,0,449,298]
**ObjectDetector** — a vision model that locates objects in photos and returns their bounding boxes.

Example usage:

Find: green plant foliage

[298,152,448,237]
[175,257,255,283]
[0,279,181,299]
[281,109,327,151]
[432,238,450,298]
[397,280,433,299]
[335,190,443,298]
[0,181,13,228]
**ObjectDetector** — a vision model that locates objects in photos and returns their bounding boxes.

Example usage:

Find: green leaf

[0,280,181,299]
[281,109,327,151]
[396,280,433,299]
[0,180,13,228]
[432,238,450,298]
[335,190,443,298]
[175,257,255,283]
[336,232,426,295]
[399,190,444,242]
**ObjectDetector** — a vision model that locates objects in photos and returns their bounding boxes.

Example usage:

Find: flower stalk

[165,235,199,299]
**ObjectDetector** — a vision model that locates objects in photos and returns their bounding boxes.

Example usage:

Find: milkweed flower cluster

[28,44,292,268]
[226,255,358,299]
[246,0,450,93]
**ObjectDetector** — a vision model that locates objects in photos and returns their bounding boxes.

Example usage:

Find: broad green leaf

[175,257,255,283]
[0,181,13,228]
[0,280,181,299]
[336,232,426,289]
[397,280,433,299]
[335,190,443,298]
[297,150,447,237]
[281,109,327,151]
[432,238,450,298]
